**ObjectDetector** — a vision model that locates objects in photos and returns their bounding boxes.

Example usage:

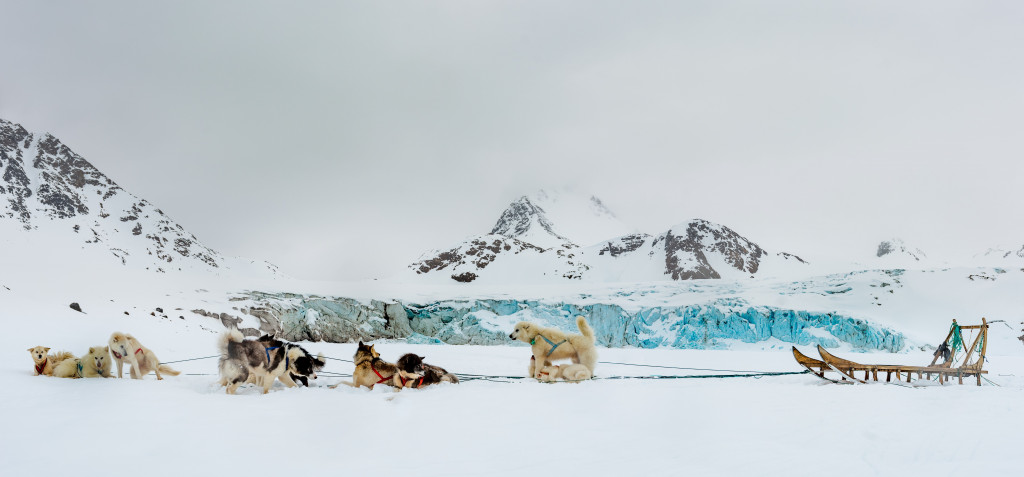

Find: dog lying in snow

[28,346,75,376]
[108,332,180,380]
[53,346,113,378]
[511,316,597,379]
[393,353,459,388]
[538,362,592,382]
[331,341,402,390]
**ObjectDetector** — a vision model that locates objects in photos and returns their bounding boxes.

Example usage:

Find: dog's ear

[88,347,95,354]
[27,348,32,352]
[419,355,426,361]
[44,347,50,352]
[103,346,109,352]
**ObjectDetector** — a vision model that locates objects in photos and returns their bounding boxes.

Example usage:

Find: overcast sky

[2,1,1022,280]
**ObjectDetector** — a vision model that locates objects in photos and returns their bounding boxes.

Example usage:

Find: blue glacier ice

[251,293,904,352]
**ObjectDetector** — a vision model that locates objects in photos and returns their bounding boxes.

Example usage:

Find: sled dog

[108,332,181,380]
[330,341,400,390]
[217,329,314,394]
[510,316,597,379]
[28,346,75,376]
[537,362,593,382]
[247,335,325,387]
[393,353,459,388]
[53,346,112,378]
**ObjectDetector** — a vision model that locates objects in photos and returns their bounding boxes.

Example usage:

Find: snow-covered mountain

[587,219,807,281]
[975,245,1024,265]
[410,189,807,283]
[875,238,927,262]
[490,189,633,248]
[0,118,282,277]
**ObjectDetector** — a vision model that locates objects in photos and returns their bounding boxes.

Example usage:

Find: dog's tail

[576,316,594,340]
[218,327,244,355]
[52,350,75,365]
[158,364,181,376]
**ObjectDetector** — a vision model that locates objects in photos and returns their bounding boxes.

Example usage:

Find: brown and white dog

[393,353,459,388]
[27,346,75,376]
[330,341,401,390]
[108,332,180,380]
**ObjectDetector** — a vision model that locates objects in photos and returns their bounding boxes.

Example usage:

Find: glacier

[234,293,904,352]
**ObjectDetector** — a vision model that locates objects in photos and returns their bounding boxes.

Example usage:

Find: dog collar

[76,361,83,377]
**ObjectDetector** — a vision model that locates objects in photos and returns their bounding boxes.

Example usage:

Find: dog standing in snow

[510,316,597,379]
[108,332,180,380]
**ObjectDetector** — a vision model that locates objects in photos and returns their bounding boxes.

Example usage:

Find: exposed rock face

[412,235,545,274]
[490,197,568,244]
[598,233,650,257]
[0,118,280,276]
[777,252,807,264]
[876,238,926,261]
[662,219,765,280]
[976,245,1024,261]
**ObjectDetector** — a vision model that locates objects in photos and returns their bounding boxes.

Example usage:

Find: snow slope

[0,118,282,278]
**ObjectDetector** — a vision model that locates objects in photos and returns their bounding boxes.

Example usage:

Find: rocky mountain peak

[489,196,569,245]
[876,238,926,261]
[0,118,281,277]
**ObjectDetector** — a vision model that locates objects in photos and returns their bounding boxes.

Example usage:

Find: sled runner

[795,318,989,386]
[791,347,850,384]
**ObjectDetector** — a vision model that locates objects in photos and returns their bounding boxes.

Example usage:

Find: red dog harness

[398,374,425,388]
[111,348,142,360]
[371,364,393,385]
[35,359,47,375]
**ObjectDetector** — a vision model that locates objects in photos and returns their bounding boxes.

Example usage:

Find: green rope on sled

[949,322,964,352]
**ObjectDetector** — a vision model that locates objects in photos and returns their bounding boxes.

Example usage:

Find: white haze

[1,1,1022,280]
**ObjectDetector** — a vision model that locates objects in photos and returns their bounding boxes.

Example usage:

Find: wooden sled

[796,318,989,386]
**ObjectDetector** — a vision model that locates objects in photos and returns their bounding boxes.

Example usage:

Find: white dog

[108,332,180,380]
[538,363,593,382]
[511,316,597,379]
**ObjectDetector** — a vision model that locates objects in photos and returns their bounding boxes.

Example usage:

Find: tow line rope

[159,355,220,365]
[144,355,865,383]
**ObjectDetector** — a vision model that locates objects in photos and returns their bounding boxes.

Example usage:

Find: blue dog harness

[532,335,567,357]
[264,346,290,369]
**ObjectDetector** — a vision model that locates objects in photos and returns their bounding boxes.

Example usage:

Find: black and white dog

[217,329,324,394]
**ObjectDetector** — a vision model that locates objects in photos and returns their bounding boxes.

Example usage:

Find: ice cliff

[223,293,904,352]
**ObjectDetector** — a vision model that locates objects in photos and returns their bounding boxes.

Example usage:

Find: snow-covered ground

[3,240,1024,476]
[5,333,1023,476]
[4,280,1024,476]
